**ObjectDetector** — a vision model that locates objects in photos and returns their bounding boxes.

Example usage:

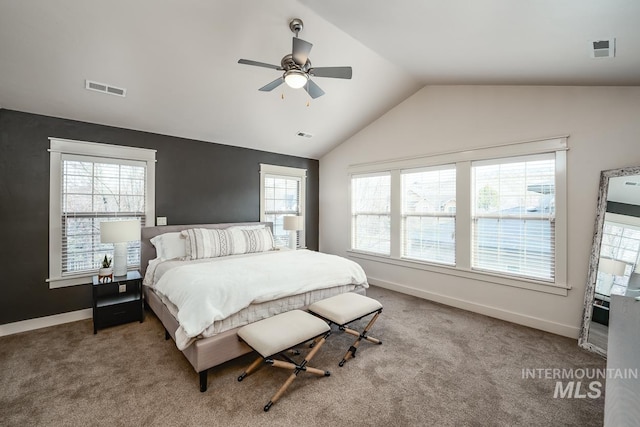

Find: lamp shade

[100,220,141,243]
[598,258,626,276]
[283,215,304,231]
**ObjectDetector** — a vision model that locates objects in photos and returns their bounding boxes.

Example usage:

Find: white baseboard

[0,309,92,337]
[369,277,580,339]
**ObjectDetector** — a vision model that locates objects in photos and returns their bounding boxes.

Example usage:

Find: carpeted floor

[0,286,605,426]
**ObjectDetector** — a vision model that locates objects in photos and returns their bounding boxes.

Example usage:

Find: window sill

[347,250,570,296]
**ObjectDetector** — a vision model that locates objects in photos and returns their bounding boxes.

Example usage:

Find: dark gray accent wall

[0,109,319,325]
[607,201,640,218]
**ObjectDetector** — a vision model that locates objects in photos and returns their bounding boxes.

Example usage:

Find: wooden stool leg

[339,311,382,367]
[263,332,331,412]
[237,356,264,382]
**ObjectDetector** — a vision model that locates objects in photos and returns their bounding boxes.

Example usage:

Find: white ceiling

[1,1,638,159]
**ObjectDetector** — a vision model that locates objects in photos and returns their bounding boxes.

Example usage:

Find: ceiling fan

[238,18,352,99]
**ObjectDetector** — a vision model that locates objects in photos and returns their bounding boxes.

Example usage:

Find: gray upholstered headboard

[140,222,272,276]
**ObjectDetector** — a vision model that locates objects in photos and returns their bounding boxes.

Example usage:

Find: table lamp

[283,215,304,250]
[100,219,141,276]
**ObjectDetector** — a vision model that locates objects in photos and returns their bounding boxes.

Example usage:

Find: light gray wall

[319,85,640,338]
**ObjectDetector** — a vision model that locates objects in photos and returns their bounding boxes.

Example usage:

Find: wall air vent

[590,38,615,59]
[85,80,127,97]
[296,131,313,138]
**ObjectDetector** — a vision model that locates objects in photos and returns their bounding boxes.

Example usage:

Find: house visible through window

[49,138,156,288]
[260,164,306,248]
[472,154,556,281]
[401,165,456,265]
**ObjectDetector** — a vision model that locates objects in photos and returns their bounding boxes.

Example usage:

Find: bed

[140,222,368,392]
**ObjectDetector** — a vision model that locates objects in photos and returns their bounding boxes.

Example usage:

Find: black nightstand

[92,271,143,334]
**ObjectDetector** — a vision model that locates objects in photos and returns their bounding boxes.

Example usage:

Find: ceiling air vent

[296,131,313,138]
[590,38,615,58]
[85,80,127,97]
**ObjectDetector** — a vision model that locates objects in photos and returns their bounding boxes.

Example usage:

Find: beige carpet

[1,286,605,426]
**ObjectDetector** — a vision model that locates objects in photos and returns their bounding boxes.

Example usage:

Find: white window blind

[61,155,146,274]
[263,174,301,247]
[600,222,640,293]
[401,165,456,265]
[472,154,556,281]
[351,173,391,255]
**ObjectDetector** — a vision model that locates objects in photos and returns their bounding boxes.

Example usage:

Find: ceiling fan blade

[238,59,282,70]
[304,79,325,99]
[309,66,352,79]
[259,77,284,92]
[292,37,313,66]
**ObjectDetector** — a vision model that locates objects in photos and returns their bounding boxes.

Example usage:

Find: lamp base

[113,242,128,276]
[288,231,297,250]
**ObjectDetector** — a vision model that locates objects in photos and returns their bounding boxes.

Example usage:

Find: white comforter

[152,249,368,349]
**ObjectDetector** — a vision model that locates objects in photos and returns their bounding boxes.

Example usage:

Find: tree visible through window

[260,164,306,248]
[62,157,146,274]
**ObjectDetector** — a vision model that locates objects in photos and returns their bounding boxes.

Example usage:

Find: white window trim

[48,137,156,289]
[259,164,307,248]
[347,136,569,296]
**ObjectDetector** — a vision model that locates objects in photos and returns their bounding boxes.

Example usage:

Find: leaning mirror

[579,166,640,357]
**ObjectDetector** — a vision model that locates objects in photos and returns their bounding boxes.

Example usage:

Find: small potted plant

[99,255,113,282]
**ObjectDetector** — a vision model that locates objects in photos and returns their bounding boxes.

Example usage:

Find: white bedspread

[152,249,368,350]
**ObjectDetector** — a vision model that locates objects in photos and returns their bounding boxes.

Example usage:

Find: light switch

[157,217,167,226]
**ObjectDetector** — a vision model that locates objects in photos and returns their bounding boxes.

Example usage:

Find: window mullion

[456,161,472,269]
[390,170,402,258]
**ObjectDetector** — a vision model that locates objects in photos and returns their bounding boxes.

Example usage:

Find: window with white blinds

[263,174,301,246]
[472,154,556,281]
[401,165,456,265]
[61,155,146,274]
[260,164,306,248]
[351,173,391,255]
[49,138,155,288]
[347,137,567,293]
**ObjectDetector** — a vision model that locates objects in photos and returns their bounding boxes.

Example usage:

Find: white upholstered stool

[308,292,383,366]
[237,309,331,412]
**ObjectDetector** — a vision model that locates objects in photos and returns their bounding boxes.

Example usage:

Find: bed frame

[141,222,270,392]
[141,222,367,392]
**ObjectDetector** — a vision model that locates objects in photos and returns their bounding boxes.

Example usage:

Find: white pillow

[150,232,187,260]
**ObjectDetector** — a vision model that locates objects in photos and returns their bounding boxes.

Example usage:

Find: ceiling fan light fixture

[284,70,308,89]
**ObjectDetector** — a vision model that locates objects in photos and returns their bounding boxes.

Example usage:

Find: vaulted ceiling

[1,0,638,159]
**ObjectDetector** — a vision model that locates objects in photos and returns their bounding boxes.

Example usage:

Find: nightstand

[92,271,143,334]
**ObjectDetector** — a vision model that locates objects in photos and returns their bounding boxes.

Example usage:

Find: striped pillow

[181,228,234,260]
[240,228,275,254]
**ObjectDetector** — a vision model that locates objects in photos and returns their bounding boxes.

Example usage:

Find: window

[599,220,640,294]
[472,154,556,281]
[401,165,456,264]
[351,173,391,255]
[260,164,306,248]
[348,136,568,293]
[49,138,156,288]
